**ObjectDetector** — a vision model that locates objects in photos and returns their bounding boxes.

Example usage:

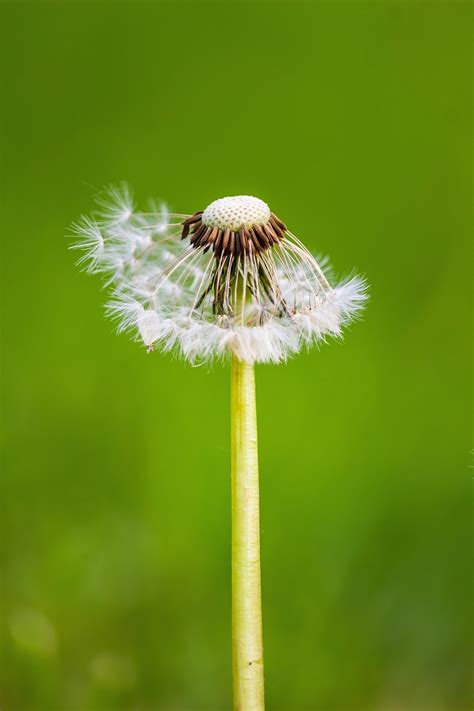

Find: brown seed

[181,223,190,240]
[207,226,219,244]
[214,229,223,254]
[265,221,279,243]
[240,227,248,252]
[271,213,287,232]
[194,222,207,236]
[249,229,261,252]
[192,226,204,245]
[222,228,230,254]
[190,222,206,244]
[183,211,203,225]
[260,224,272,244]
[197,227,212,247]
[229,231,235,254]
[237,232,245,255]
[254,224,270,248]
[269,215,281,231]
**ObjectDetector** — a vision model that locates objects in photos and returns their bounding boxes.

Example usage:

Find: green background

[1,2,471,710]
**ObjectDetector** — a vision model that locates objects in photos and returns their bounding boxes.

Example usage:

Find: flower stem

[231,354,265,711]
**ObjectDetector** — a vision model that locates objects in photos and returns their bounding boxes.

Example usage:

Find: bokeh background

[1,2,471,710]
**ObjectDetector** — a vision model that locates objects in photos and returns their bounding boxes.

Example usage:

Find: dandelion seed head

[72,185,368,364]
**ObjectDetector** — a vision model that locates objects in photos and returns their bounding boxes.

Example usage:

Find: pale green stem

[231,354,265,711]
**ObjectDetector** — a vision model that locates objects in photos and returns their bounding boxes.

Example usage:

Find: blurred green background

[1,1,471,710]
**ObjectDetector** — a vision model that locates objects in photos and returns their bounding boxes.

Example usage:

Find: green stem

[231,354,265,711]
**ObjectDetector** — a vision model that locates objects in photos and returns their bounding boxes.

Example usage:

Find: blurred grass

[0,1,471,710]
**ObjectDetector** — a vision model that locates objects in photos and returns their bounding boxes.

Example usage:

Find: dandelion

[72,187,368,710]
